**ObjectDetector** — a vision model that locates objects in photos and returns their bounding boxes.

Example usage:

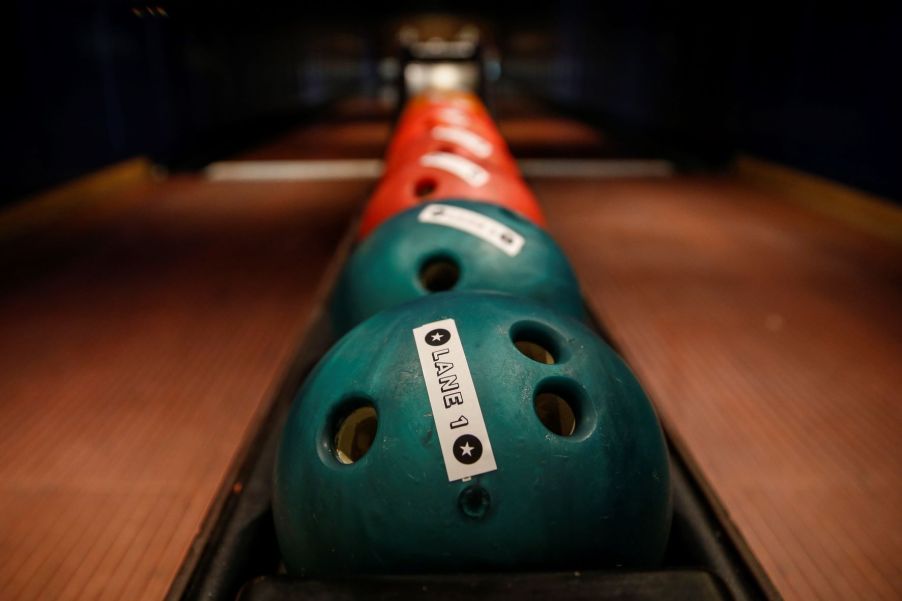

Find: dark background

[6,1,900,203]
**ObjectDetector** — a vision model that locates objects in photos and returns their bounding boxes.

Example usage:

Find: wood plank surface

[535,176,902,601]
[0,174,374,601]
[2,96,899,601]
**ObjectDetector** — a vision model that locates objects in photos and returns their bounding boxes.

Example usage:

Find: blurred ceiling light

[131,5,169,18]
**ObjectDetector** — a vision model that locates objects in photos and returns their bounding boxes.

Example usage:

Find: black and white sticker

[435,107,471,127]
[430,126,493,159]
[419,152,489,188]
[413,318,497,482]
[418,204,525,257]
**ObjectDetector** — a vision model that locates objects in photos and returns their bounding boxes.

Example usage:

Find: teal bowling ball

[330,200,584,334]
[273,292,671,576]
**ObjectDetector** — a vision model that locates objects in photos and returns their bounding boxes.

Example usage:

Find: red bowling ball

[389,91,506,158]
[384,125,519,176]
[359,152,546,239]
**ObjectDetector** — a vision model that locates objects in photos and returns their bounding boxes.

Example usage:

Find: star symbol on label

[452,434,481,464]
[424,328,451,346]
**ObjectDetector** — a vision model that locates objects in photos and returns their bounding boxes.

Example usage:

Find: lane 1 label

[418,204,525,257]
[419,152,489,188]
[413,318,498,482]
[430,125,493,159]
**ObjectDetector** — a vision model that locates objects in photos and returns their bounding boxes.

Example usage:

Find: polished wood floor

[537,177,902,601]
[0,99,899,601]
[0,173,375,600]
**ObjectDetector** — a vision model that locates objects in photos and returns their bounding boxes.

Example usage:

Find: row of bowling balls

[341,90,570,333]
[272,92,672,577]
[358,90,546,238]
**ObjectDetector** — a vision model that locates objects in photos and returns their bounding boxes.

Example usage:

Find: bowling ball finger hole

[458,485,491,520]
[414,177,438,198]
[418,256,460,292]
[510,323,562,364]
[514,340,555,365]
[534,384,582,437]
[332,403,378,465]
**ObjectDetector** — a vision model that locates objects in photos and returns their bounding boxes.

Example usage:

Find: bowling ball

[405,89,488,114]
[358,156,546,239]
[384,125,519,177]
[333,200,583,333]
[390,91,504,157]
[390,112,505,156]
[273,291,672,576]
[400,90,493,131]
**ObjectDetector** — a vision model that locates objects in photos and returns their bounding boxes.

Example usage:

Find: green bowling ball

[329,200,584,334]
[273,292,671,576]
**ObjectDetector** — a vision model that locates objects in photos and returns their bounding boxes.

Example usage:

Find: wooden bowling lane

[0,165,373,600]
[3,87,899,601]
[535,176,902,601]
[230,95,617,163]
[234,98,393,161]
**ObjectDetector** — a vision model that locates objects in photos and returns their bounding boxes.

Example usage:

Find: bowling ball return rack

[166,225,778,601]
